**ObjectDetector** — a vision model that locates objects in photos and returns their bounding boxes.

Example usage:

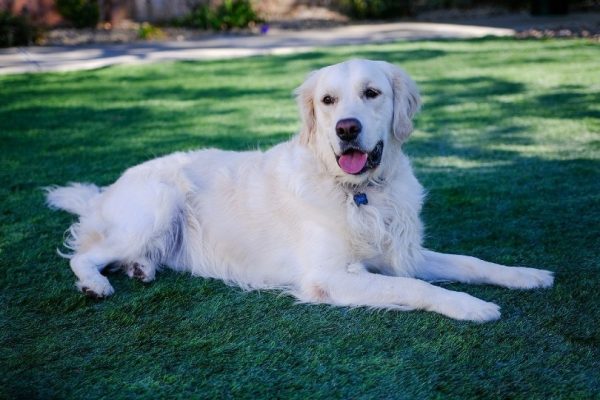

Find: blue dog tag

[353,192,368,206]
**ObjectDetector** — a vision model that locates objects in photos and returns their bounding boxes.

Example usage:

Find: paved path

[0,22,513,74]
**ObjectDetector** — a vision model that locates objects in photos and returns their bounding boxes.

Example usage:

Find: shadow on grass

[534,90,600,119]
[419,156,599,260]
[0,76,294,107]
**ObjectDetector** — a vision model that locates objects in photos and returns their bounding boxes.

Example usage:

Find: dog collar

[353,192,368,206]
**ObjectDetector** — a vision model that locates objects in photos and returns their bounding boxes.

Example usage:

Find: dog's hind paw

[77,277,114,299]
[124,261,156,283]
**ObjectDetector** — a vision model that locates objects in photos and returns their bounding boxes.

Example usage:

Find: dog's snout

[335,118,362,142]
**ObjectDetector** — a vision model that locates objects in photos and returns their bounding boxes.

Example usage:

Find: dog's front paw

[76,276,114,299]
[505,267,554,289]
[434,292,501,322]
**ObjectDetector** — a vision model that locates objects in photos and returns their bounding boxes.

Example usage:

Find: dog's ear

[294,70,319,146]
[379,62,421,142]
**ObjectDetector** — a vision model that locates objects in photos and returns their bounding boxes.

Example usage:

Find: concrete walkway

[0,22,513,74]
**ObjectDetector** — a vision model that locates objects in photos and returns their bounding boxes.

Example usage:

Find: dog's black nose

[336,118,362,142]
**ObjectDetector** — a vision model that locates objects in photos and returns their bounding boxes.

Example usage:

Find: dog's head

[296,59,421,184]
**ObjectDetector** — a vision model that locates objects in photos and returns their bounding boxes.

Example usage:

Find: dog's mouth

[336,140,384,175]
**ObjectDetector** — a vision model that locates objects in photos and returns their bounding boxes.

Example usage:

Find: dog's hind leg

[62,174,187,296]
[70,244,119,298]
[71,230,167,296]
[70,232,161,296]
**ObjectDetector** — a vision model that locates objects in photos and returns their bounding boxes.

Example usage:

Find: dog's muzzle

[336,140,384,175]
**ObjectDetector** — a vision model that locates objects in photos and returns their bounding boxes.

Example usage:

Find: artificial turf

[0,38,598,398]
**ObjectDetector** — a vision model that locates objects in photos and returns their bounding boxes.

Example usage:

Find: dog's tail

[45,183,102,216]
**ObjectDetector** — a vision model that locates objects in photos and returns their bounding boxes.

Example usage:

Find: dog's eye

[322,95,335,105]
[364,88,380,99]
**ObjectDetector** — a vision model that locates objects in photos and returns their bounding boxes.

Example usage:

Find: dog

[46,59,553,322]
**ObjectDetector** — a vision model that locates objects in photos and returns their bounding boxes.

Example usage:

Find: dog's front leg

[299,263,501,322]
[415,250,554,289]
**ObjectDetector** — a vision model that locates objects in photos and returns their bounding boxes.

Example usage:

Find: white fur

[46,59,553,321]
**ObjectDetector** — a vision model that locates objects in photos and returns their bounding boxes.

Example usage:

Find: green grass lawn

[1,38,599,398]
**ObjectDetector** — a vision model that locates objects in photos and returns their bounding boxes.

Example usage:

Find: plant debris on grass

[0,38,598,398]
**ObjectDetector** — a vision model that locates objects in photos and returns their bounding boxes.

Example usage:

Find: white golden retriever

[46,59,553,322]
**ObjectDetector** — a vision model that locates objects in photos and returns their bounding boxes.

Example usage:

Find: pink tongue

[338,150,368,174]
